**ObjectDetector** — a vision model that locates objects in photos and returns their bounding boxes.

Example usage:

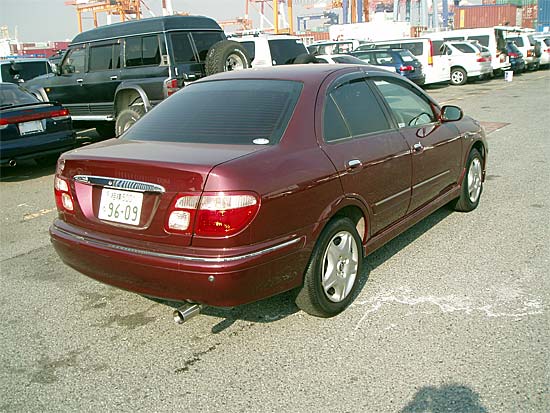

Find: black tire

[205,40,251,76]
[295,217,363,318]
[115,105,145,136]
[450,67,467,86]
[453,149,483,212]
[95,122,116,139]
[292,53,318,64]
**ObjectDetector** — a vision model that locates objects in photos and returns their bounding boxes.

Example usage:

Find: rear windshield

[507,37,524,47]
[268,39,307,65]
[468,35,489,47]
[121,80,303,145]
[0,83,39,106]
[0,61,51,83]
[398,50,416,62]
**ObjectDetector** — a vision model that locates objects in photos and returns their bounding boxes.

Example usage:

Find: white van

[422,28,512,73]
[356,37,450,85]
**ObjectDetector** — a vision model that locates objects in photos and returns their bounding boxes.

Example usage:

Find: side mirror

[440,105,463,122]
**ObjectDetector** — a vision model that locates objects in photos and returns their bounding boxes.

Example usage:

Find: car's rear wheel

[205,40,251,76]
[115,105,145,136]
[295,217,363,317]
[453,148,483,212]
[450,67,467,86]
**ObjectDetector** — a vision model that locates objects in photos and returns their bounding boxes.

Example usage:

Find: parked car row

[307,28,549,86]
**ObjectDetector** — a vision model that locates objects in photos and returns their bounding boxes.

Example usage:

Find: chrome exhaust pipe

[8,159,16,167]
[173,303,202,324]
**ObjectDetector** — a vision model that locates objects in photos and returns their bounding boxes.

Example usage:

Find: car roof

[196,64,393,84]
[71,15,222,45]
[0,58,50,64]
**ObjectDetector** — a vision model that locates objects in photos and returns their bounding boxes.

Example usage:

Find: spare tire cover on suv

[205,40,251,76]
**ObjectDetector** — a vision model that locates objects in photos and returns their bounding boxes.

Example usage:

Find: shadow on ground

[402,383,487,413]
[152,206,454,333]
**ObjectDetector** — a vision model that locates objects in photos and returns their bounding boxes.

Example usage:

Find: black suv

[25,16,251,137]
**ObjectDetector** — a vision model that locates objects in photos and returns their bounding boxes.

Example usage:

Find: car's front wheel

[450,67,467,86]
[295,217,363,317]
[453,148,483,212]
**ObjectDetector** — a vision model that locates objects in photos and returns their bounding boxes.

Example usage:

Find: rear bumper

[50,220,311,307]
[0,130,76,164]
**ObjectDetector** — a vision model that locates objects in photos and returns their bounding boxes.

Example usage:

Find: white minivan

[422,28,512,74]
[355,37,450,85]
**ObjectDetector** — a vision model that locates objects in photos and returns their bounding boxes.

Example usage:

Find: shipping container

[454,5,522,29]
[483,0,497,5]
[538,0,550,28]
[522,17,537,27]
[496,0,522,7]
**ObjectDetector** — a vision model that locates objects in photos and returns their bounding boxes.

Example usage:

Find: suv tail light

[399,65,414,72]
[508,52,519,58]
[166,192,260,237]
[428,39,434,66]
[527,49,534,57]
[54,176,75,212]
[164,78,180,97]
[476,54,490,62]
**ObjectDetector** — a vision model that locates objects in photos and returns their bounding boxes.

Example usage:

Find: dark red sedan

[50,65,487,319]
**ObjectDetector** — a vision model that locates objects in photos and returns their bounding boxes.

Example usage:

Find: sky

[0,0,313,42]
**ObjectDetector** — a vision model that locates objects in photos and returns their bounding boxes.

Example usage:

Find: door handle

[110,75,118,80]
[347,159,362,169]
[76,78,83,85]
[413,142,423,152]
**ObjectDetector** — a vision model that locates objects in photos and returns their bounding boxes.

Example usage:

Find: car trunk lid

[58,139,263,247]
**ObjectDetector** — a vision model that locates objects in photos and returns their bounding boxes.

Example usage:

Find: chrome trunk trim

[73,175,166,193]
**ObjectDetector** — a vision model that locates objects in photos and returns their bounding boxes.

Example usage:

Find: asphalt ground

[0,69,549,412]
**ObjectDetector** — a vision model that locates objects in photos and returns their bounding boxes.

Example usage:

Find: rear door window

[89,43,120,71]
[452,43,476,53]
[125,35,161,67]
[121,80,303,145]
[324,78,390,141]
[268,39,307,65]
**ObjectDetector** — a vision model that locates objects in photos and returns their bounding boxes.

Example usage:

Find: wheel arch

[114,85,151,117]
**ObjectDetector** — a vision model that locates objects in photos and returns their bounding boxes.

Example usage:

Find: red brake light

[0,108,70,125]
[166,192,260,237]
[164,78,180,97]
[508,52,519,58]
[399,65,414,72]
[428,39,434,66]
[54,176,75,212]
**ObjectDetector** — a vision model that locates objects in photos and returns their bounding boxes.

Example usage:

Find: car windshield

[121,79,303,145]
[0,83,40,107]
[0,61,51,83]
[268,39,307,65]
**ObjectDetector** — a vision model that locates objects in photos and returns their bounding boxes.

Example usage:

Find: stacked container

[538,0,550,31]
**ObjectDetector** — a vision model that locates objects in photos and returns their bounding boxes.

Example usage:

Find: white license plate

[98,188,143,226]
[19,120,44,135]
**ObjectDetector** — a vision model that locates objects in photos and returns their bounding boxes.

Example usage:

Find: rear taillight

[508,52,519,58]
[164,78,180,97]
[399,65,414,72]
[476,55,490,62]
[166,192,260,237]
[0,108,69,126]
[527,49,534,57]
[54,176,75,213]
[428,39,434,66]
